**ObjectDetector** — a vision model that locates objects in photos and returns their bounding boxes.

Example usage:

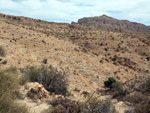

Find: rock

[42,59,48,64]
[82,91,89,95]
[25,82,50,100]
[99,95,111,101]
[27,88,41,100]
[74,88,80,92]
[42,40,46,44]
[1,60,7,64]
[114,101,133,113]
[71,21,77,24]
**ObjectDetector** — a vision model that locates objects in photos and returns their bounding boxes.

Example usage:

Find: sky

[0,0,149,25]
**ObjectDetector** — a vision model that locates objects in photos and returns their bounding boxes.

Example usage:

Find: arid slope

[0,13,150,100]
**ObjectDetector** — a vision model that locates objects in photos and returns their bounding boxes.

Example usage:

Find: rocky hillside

[0,12,150,92]
[0,13,150,113]
[74,15,150,32]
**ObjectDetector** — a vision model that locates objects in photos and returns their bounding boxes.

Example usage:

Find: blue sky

[0,0,149,25]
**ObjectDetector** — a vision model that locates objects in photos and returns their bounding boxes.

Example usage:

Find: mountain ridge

[73,15,150,32]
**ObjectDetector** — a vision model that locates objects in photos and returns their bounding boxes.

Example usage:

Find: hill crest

[74,15,150,32]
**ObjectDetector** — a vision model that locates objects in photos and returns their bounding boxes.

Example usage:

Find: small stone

[2,60,7,64]
[43,59,47,64]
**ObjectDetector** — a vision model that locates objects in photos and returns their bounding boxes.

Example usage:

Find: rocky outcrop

[75,15,150,32]
[25,82,50,100]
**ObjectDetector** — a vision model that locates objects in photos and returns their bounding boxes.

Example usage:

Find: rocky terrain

[74,15,150,32]
[0,13,150,113]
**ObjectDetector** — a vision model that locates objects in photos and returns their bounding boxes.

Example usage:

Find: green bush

[0,68,28,113]
[104,77,116,88]
[24,65,68,96]
[0,46,6,57]
[104,77,128,98]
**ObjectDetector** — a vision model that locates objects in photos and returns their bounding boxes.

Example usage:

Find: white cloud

[0,0,149,25]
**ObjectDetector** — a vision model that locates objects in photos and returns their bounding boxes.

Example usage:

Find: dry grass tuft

[0,46,6,57]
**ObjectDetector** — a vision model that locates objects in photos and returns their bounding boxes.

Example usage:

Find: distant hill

[73,15,150,32]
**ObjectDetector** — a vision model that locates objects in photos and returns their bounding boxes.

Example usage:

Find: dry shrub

[0,46,6,57]
[24,65,68,96]
[125,92,146,104]
[111,82,129,98]
[48,97,115,113]
[82,98,115,113]
[124,92,150,113]
[0,68,27,113]
[141,76,150,92]
[134,99,150,113]
[104,78,129,98]
[49,98,83,113]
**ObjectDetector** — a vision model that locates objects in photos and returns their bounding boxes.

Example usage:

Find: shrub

[104,77,129,98]
[111,82,129,98]
[24,65,68,96]
[48,97,115,113]
[0,46,6,57]
[49,98,83,113]
[124,91,150,113]
[134,100,150,113]
[141,76,150,92]
[125,92,146,104]
[125,109,135,113]
[145,77,150,90]
[104,77,116,88]
[82,98,115,113]
[0,68,28,113]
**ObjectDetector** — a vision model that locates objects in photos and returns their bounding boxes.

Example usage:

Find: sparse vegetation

[125,92,150,113]
[142,76,150,92]
[0,68,27,113]
[124,75,150,113]
[125,92,146,104]
[1,13,150,113]
[82,98,115,113]
[134,100,150,113]
[111,82,129,98]
[49,98,83,113]
[104,77,129,99]
[48,97,115,113]
[24,65,68,96]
